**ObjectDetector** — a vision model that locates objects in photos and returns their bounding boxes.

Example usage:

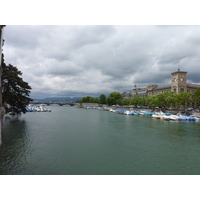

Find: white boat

[169,115,181,121]
[152,112,164,119]
[160,113,171,120]
[194,117,200,121]
[124,111,134,115]
[190,115,200,121]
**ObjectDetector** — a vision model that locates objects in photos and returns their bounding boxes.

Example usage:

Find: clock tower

[171,69,187,94]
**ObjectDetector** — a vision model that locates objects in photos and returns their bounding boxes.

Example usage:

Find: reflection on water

[0,116,30,174]
[1,106,200,175]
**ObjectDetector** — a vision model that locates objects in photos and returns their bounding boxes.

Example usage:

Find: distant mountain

[33,97,82,102]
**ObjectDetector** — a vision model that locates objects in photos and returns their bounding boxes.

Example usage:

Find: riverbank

[75,103,200,117]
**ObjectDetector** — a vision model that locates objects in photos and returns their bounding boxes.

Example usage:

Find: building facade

[129,69,200,98]
[147,70,200,96]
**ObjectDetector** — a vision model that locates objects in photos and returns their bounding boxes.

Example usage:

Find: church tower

[171,68,187,94]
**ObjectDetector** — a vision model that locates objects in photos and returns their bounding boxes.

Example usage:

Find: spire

[178,65,180,71]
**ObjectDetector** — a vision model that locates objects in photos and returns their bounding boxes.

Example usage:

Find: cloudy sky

[2,25,200,99]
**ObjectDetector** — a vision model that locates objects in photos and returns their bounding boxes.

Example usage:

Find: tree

[93,98,99,103]
[78,96,99,103]
[107,92,122,106]
[99,94,106,104]
[163,91,177,108]
[175,92,192,110]
[120,98,131,106]
[193,87,200,108]
[130,97,142,107]
[1,53,33,115]
[109,92,122,100]
[107,97,116,106]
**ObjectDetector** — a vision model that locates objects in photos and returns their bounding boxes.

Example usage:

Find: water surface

[1,105,200,175]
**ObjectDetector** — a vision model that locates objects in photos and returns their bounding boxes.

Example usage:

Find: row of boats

[109,109,200,121]
[26,105,52,112]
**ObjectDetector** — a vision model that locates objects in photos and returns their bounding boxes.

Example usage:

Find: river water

[0,105,200,175]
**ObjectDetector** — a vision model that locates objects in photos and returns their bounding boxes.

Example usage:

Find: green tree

[107,92,122,106]
[138,97,146,107]
[99,94,106,104]
[107,96,116,106]
[120,98,131,106]
[93,98,99,103]
[193,87,200,108]
[175,92,192,110]
[130,97,142,107]
[163,91,177,108]
[144,92,177,109]
[145,95,158,108]
[1,53,33,115]
[109,92,122,100]
[78,96,99,103]
[79,96,93,103]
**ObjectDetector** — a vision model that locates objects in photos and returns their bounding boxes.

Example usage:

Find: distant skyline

[3,25,200,99]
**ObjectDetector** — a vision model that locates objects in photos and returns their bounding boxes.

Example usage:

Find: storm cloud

[3,25,200,99]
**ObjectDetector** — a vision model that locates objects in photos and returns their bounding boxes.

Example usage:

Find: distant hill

[33,97,82,102]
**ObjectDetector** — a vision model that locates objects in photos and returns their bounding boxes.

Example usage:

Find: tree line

[77,90,200,110]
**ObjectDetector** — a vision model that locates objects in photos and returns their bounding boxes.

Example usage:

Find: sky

[2,25,200,99]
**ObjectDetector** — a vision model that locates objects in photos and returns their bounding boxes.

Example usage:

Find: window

[180,88,184,93]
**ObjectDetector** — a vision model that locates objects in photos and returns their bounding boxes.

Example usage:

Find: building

[147,69,200,96]
[132,84,148,98]
[121,92,132,99]
[131,69,200,98]
[0,25,5,147]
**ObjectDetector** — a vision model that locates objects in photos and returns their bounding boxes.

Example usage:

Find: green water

[0,105,200,175]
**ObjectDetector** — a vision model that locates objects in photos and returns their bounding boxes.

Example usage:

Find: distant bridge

[31,102,76,106]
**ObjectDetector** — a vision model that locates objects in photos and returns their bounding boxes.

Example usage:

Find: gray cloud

[3,25,200,99]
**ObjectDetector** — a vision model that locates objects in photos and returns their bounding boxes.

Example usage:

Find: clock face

[180,78,183,81]
[174,78,176,81]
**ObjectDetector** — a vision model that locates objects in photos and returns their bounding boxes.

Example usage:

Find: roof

[171,70,187,74]
[187,83,200,88]
[151,83,200,91]
[152,84,171,90]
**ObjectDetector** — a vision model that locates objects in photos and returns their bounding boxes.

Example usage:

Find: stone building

[131,69,200,98]
[147,69,200,96]
[121,92,132,99]
[132,84,148,98]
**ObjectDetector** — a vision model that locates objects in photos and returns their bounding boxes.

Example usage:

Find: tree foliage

[193,87,200,107]
[127,91,194,109]
[99,94,107,104]
[78,96,99,103]
[1,53,33,114]
[175,92,192,109]
[120,98,131,106]
[107,92,122,106]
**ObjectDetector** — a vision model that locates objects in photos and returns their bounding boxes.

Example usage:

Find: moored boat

[169,115,181,121]
[160,113,171,120]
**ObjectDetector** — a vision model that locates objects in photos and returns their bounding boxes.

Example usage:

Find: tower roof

[171,70,187,75]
